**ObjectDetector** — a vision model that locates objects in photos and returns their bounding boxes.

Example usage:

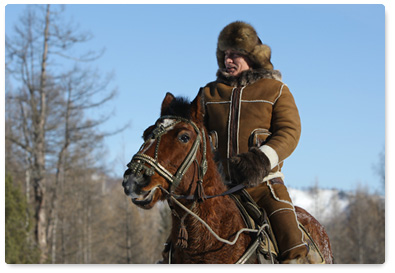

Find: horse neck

[170,142,246,251]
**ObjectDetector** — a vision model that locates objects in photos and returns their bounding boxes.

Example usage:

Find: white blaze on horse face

[139,119,177,154]
[160,119,177,129]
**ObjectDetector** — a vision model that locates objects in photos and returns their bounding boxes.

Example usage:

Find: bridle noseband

[126,115,207,195]
[126,115,274,262]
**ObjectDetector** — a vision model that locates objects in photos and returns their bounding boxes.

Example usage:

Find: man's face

[224,50,251,76]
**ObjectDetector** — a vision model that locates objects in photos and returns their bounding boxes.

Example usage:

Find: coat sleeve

[259,84,301,170]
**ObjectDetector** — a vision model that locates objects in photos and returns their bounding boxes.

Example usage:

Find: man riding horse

[200,21,308,264]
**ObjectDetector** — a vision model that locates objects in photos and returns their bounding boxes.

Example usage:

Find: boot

[247,178,308,263]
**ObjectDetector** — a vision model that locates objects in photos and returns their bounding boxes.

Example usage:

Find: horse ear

[191,88,205,123]
[161,92,175,115]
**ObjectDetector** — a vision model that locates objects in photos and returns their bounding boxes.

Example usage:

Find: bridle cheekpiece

[127,115,207,195]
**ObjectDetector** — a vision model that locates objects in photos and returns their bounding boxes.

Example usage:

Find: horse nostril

[122,172,130,186]
[123,185,130,195]
[122,171,135,195]
[122,164,153,197]
[122,179,130,194]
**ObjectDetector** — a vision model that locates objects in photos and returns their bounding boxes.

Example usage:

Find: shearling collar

[216,68,282,87]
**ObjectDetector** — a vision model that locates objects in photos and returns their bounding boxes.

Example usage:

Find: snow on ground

[288,187,350,223]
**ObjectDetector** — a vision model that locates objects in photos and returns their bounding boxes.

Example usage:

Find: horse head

[122,91,207,209]
[121,92,334,264]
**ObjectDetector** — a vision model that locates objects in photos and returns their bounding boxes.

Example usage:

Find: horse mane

[128,92,333,264]
[160,96,192,119]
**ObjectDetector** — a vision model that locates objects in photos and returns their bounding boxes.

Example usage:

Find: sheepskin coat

[202,68,301,181]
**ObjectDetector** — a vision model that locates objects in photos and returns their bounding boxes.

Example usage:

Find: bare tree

[345,186,384,263]
[373,147,385,194]
[5,4,117,263]
[325,185,385,264]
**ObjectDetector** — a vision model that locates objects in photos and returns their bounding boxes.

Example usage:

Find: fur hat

[216,21,273,70]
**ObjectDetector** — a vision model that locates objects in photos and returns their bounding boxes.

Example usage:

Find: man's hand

[228,147,271,187]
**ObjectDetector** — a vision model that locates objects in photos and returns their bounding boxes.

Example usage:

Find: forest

[4,4,385,264]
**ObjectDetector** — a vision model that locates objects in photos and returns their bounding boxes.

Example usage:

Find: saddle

[230,189,325,264]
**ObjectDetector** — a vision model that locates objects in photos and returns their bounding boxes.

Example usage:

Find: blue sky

[4,3,386,192]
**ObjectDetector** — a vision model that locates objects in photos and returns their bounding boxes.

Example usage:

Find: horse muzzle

[122,167,148,193]
[122,168,162,207]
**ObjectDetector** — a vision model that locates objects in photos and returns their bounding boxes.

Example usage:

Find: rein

[160,185,273,264]
[172,183,245,200]
[160,186,269,242]
[127,115,273,263]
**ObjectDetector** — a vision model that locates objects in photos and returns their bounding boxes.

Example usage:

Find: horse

[122,91,333,264]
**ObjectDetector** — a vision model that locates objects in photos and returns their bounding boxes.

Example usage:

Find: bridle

[126,115,208,195]
[125,114,274,263]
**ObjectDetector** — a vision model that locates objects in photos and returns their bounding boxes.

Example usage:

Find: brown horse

[122,91,333,264]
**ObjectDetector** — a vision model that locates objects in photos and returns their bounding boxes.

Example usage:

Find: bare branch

[52,47,106,62]
[5,134,33,154]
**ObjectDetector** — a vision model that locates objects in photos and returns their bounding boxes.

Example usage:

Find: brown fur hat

[216,21,273,70]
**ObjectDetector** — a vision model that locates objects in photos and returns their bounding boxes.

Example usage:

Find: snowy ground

[288,187,350,223]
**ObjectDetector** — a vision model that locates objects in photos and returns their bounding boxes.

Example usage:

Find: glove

[228,147,271,188]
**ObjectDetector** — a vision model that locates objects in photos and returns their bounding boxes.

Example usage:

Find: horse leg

[156,235,172,264]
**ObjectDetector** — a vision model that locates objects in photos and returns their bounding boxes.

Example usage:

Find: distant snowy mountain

[288,187,350,223]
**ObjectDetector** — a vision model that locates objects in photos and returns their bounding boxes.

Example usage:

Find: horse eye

[178,133,190,143]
